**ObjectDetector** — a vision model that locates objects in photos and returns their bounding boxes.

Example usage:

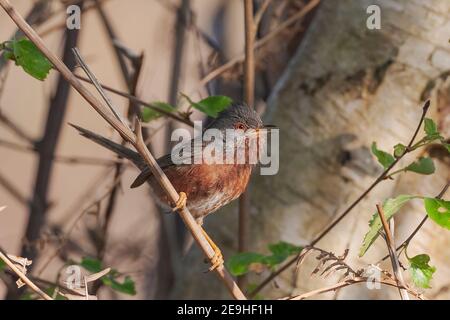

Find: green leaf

[442,142,450,153]
[393,143,407,158]
[226,241,302,276]
[226,252,265,276]
[183,94,232,118]
[408,254,436,289]
[371,142,395,169]
[405,157,435,175]
[263,241,302,268]
[102,275,136,295]
[359,195,418,257]
[424,198,450,230]
[80,257,102,273]
[141,102,176,122]
[0,259,5,271]
[78,257,136,295]
[4,39,52,80]
[424,118,438,136]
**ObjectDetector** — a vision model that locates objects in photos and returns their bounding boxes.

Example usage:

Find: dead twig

[0,250,52,300]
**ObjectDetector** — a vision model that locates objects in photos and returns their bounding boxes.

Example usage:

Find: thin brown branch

[0,171,28,205]
[249,100,430,298]
[195,0,320,91]
[75,74,193,126]
[0,0,245,299]
[238,0,256,289]
[286,277,424,300]
[0,250,52,300]
[254,0,272,27]
[376,204,409,300]
[18,14,83,269]
[0,111,34,143]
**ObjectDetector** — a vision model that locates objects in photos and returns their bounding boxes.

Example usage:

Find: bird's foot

[200,227,224,272]
[172,192,187,212]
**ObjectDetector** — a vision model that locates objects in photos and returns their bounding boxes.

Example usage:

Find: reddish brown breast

[149,163,252,220]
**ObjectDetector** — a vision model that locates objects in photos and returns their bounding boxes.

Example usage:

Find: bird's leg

[200,227,224,272]
[172,192,187,212]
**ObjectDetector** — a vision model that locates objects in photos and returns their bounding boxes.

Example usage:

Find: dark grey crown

[207,103,263,130]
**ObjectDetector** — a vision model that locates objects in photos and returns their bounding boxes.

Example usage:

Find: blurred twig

[18,9,83,268]
[195,0,320,91]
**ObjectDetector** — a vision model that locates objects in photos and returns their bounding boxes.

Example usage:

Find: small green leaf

[393,143,407,158]
[226,252,265,276]
[141,102,176,122]
[4,39,52,80]
[0,259,5,271]
[424,118,438,136]
[78,257,136,295]
[442,142,450,153]
[80,257,102,273]
[263,241,302,268]
[424,198,450,230]
[102,275,136,295]
[183,94,232,118]
[371,142,395,169]
[359,195,418,257]
[408,254,436,289]
[405,157,435,175]
[227,241,302,276]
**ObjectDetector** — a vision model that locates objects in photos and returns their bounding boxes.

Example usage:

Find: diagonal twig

[376,204,409,300]
[0,250,52,300]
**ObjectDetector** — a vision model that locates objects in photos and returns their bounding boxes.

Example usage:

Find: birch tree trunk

[171,0,450,299]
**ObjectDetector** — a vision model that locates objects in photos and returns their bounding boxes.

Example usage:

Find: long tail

[70,124,145,170]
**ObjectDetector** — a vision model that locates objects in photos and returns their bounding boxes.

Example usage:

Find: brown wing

[130,153,174,188]
[130,137,207,188]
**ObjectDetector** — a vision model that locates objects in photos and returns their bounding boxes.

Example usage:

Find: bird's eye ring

[235,122,246,130]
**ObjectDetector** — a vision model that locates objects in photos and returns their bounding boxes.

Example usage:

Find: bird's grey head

[207,103,263,131]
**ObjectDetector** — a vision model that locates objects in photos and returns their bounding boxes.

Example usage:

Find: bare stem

[0,250,52,300]
[376,204,409,300]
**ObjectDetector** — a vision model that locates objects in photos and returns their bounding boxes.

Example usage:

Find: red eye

[235,122,246,130]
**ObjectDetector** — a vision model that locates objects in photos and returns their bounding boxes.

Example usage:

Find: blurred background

[0,0,449,300]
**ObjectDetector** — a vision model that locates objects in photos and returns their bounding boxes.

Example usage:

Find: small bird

[71,103,268,270]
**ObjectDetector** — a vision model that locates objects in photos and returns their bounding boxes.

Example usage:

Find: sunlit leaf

[393,143,407,158]
[424,118,438,136]
[424,198,450,230]
[359,195,418,257]
[405,157,435,175]
[3,38,52,80]
[183,94,232,118]
[371,142,395,169]
[408,254,436,289]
